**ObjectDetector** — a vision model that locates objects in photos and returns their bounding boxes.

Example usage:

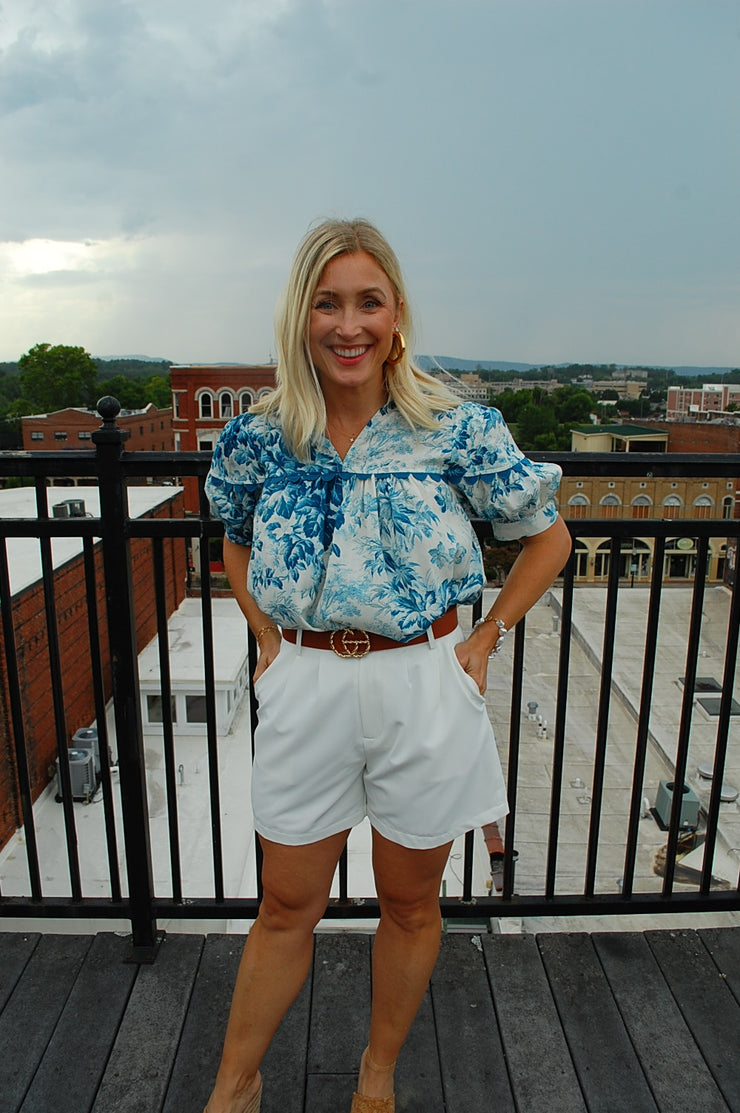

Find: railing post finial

[93,396,130,447]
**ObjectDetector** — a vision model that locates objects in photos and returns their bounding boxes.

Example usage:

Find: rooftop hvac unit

[71,726,100,776]
[55,749,97,801]
[52,498,86,518]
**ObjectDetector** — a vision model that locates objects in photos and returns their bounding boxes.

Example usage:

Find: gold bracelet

[255,624,279,644]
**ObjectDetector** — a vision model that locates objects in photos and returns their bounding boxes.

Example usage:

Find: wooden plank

[0,933,40,1010]
[433,934,514,1113]
[0,933,91,1113]
[20,933,137,1113]
[483,934,586,1113]
[306,935,443,1113]
[261,964,311,1113]
[647,929,740,1112]
[162,935,244,1113]
[305,1072,353,1113]
[92,933,203,1113]
[164,932,311,1113]
[537,933,658,1113]
[594,932,729,1113]
[700,927,740,1007]
[396,989,443,1112]
[307,933,371,1074]
[307,992,443,1113]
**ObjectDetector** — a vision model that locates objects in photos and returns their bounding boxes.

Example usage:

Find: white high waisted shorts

[251,626,509,850]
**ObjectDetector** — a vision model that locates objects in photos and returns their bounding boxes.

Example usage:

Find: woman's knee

[258,878,327,933]
[377,887,442,934]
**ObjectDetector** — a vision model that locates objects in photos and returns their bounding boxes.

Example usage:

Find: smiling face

[308,251,401,402]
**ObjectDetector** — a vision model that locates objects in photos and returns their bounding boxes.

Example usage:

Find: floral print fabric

[205,401,561,640]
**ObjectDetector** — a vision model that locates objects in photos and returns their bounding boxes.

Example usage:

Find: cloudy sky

[0,0,738,368]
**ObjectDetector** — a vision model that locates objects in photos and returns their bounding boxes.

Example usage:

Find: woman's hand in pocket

[253,628,282,684]
[454,634,489,696]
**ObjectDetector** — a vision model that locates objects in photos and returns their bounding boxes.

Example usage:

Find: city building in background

[22,404,173,459]
[170,364,276,514]
[564,422,737,585]
[667,382,740,420]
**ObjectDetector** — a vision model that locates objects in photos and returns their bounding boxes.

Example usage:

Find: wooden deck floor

[1,926,739,1113]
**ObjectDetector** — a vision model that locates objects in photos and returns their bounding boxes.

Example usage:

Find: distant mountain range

[91,354,736,377]
[98,354,171,363]
[416,356,737,376]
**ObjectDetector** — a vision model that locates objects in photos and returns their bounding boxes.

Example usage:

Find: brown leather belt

[282,608,458,659]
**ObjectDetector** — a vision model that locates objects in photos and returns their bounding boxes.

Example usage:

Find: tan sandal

[351,1049,396,1112]
[350,1095,395,1113]
[204,1077,262,1113]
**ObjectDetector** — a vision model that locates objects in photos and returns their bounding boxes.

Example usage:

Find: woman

[204,218,571,1113]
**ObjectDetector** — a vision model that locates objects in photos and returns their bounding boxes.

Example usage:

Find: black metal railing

[1,399,739,954]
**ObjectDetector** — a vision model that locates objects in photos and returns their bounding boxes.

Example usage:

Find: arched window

[239,390,254,413]
[723,495,735,520]
[693,495,714,520]
[198,391,214,419]
[219,391,234,420]
[662,494,682,520]
[599,493,621,520]
[631,494,652,520]
[568,494,589,520]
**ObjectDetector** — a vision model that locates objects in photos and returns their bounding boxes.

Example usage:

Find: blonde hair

[252,218,459,459]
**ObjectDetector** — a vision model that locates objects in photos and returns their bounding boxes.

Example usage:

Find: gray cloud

[1,0,739,365]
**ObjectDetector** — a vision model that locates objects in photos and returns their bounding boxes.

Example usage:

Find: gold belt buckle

[330,628,371,658]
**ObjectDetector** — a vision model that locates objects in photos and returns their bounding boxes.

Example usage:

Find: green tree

[551,387,596,426]
[144,374,172,409]
[95,374,146,410]
[17,343,98,415]
[493,384,598,450]
[96,372,171,411]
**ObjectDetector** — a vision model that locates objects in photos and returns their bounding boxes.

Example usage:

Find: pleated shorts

[251,626,509,850]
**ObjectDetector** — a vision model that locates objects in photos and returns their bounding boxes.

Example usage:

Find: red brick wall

[0,492,187,848]
[647,420,740,454]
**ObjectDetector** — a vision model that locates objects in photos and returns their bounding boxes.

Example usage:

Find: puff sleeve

[446,404,561,540]
[205,415,264,545]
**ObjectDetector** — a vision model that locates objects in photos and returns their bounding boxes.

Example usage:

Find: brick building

[22,404,173,456]
[563,423,736,585]
[0,486,187,850]
[667,383,740,420]
[170,365,276,513]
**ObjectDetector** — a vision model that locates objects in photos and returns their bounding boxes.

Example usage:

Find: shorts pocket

[445,638,487,707]
[253,643,289,701]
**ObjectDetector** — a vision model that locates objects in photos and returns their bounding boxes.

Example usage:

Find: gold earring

[386,330,406,366]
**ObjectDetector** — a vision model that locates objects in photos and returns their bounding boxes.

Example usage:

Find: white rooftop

[0,485,182,596]
[138,598,248,687]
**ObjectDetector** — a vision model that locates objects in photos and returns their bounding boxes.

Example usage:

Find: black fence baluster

[0,540,43,900]
[82,536,122,902]
[93,397,157,957]
[662,535,709,897]
[152,535,183,903]
[622,535,665,900]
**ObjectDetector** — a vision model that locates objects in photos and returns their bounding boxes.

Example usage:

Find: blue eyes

[313,298,382,312]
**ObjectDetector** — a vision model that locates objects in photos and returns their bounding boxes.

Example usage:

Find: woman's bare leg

[355,829,452,1100]
[206,829,349,1113]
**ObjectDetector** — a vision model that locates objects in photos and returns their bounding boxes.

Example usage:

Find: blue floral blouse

[205,401,561,641]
